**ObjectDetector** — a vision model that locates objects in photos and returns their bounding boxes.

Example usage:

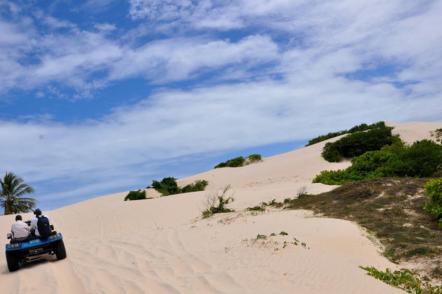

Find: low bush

[215,156,245,168]
[306,121,386,146]
[181,180,209,193]
[424,178,442,229]
[151,177,180,196]
[322,124,396,162]
[152,177,208,196]
[313,169,363,185]
[124,190,146,201]
[314,140,442,185]
[247,154,262,163]
[215,154,263,168]
[202,185,234,218]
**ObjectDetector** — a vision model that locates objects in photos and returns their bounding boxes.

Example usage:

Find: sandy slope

[0,121,440,294]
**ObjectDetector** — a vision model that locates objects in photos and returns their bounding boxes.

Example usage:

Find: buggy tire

[54,240,67,260]
[6,251,20,272]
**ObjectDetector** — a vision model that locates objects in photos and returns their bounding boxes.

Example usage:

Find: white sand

[0,121,440,294]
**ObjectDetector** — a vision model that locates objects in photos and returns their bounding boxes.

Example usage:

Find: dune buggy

[5,229,66,272]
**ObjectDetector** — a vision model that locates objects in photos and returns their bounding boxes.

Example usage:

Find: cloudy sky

[0,0,441,209]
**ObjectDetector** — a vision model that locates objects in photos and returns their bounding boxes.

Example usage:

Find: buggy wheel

[6,251,20,272]
[54,240,67,260]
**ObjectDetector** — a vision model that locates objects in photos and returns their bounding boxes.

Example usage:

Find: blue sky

[0,0,441,210]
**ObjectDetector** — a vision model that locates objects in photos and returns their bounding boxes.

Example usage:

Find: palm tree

[0,172,36,215]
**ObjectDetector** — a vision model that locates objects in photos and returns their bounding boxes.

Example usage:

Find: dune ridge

[1,121,440,294]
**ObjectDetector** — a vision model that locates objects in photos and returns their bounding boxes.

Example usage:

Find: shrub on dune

[181,180,209,193]
[151,177,209,196]
[215,156,245,168]
[214,154,263,169]
[321,124,396,162]
[202,185,234,218]
[124,190,146,201]
[306,121,387,146]
[152,177,180,196]
[314,140,442,185]
[247,154,262,163]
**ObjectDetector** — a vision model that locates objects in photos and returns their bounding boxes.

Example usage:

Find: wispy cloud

[0,0,441,207]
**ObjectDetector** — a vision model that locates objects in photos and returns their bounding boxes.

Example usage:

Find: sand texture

[1,121,440,294]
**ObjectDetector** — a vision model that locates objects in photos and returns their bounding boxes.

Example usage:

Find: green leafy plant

[424,178,442,229]
[124,190,146,201]
[361,267,442,294]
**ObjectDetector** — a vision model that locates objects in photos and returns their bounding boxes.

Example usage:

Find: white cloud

[109,35,279,82]
[0,1,441,207]
[1,74,441,205]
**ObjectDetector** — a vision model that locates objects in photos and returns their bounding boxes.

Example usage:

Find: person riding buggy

[9,209,52,243]
[5,209,66,272]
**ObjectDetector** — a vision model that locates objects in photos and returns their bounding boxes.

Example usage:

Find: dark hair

[15,215,22,221]
[34,208,42,216]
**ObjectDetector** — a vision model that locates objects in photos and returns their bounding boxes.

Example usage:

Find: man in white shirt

[30,208,50,237]
[11,215,30,241]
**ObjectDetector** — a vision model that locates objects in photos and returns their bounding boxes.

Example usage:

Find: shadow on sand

[2,254,59,274]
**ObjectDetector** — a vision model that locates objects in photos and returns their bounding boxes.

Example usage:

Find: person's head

[34,208,42,217]
[15,215,22,221]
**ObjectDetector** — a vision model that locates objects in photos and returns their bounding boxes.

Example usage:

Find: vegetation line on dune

[361,266,442,294]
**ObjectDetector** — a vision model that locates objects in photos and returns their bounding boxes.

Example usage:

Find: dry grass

[276,178,441,280]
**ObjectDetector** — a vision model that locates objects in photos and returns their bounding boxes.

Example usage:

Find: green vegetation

[124,190,146,201]
[322,124,396,162]
[424,178,442,229]
[214,154,262,168]
[202,186,234,218]
[361,267,442,294]
[151,177,208,196]
[0,172,35,215]
[151,177,179,195]
[431,128,442,144]
[314,140,442,185]
[247,154,262,162]
[306,121,387,146]
[181,180,209,193]
[215,156,245,168]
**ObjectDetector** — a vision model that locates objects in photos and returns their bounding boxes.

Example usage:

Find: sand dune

[1,121,440,294]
